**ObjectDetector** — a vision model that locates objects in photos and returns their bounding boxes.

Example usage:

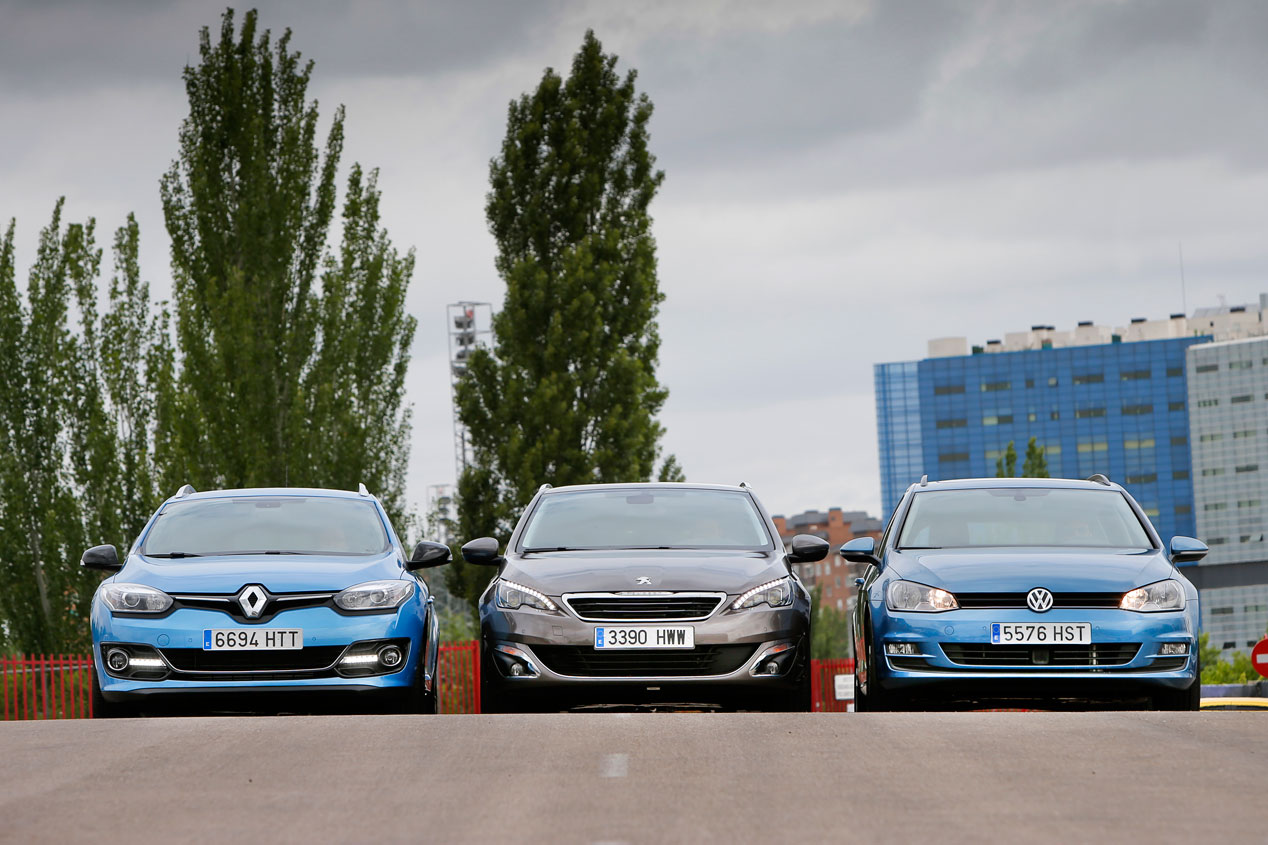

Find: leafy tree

[158,8,414,522]
[1021,437,1049,478]
[994,441,1017,478]
[1199,631,1266,684]
[810,585,852,661]
[450,31,676,606]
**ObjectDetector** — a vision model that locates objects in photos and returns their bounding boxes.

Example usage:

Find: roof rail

[174,484,195,499]
[538,483,552,493]
[1086,473,1112,486]
[919,474,929,487]
[357,483,371,497]
[739,481,749,488]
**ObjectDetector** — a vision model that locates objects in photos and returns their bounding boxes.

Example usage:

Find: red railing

[2,649,854,717]
[811,658,855,712]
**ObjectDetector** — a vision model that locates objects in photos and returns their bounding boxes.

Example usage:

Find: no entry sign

[1252,638,1268,679]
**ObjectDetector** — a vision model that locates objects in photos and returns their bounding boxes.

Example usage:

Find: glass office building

[875,336,1208,545]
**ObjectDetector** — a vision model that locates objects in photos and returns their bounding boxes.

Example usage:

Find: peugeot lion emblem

[635,576,653,585]
[237,585,269,618]
[1026,587,1054,613]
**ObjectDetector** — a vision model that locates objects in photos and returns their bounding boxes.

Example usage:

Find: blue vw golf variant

[84,485,451,716]
[845,476,1205,710]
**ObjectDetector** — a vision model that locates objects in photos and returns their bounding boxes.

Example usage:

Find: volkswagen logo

[1026,588,1054,613]
[237,584,270,618]
[635,576,653,585]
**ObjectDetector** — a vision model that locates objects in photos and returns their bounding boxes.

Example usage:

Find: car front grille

[562,594,725,621]
[533,645,756,677]
[954,592,1123,609]
[941,643,1140,667]
[161,646,346,674]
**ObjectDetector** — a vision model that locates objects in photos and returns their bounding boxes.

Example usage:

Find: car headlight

[887,580,958,612]
[100,583,173,614]
[732,577,794,611]
[495,580,558,612]
[334,580,415,611]
[1120,579,1185,612]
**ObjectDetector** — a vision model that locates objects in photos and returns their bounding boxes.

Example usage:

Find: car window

[142,497,390,556]
[520,489,772,551]
[897,488,1152,549]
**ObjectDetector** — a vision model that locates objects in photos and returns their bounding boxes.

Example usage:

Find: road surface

[2,712,1263,843]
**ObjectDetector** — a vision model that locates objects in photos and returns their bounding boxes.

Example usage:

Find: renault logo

[635,576,653,585]
[237,585,270,618]
[1026,588,1054,613]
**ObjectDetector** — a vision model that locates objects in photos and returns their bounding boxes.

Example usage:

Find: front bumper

[92,602,427,700]
[871,605,1198,696]
[481,597,810,693]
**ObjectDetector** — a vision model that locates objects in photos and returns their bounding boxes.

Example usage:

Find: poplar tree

[450,31,677,606]
[1021,437,1050,478]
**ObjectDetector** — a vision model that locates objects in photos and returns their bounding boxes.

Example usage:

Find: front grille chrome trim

[561,592,727,622]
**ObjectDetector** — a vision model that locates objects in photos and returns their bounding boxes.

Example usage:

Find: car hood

[887,547,1174,593]
[500,550,788,596]
[111,551,403,593]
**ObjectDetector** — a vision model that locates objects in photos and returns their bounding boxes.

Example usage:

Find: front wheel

[1152,656,1201,711]
[90,667,135,718]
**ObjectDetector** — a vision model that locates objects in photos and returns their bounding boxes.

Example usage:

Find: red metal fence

[1,649,852,718]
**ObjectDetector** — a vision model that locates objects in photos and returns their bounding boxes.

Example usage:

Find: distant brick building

[772,508,883,614]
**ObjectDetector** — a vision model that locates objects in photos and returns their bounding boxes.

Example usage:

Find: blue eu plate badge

[595,628,605,648]
[991,623,1001,644]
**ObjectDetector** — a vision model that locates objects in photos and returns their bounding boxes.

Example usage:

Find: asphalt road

[1,712,1263,844]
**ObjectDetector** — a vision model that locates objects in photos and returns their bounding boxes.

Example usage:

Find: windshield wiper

[145,551,202,558]
[523,546,581,552]
[899,546,942,550]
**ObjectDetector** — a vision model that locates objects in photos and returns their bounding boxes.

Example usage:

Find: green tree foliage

[1199,631,1266,684]
[0,204,162,652]
[158,9,414,522]
[995,438,1048,478]
[450,31,676,605]
[810,585,852,661]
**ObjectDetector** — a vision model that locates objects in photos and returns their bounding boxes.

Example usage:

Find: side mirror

[461,537,505,566]
[787,534,830,563]
[407,541,451,571]
[81,544,121,572]
[1169,536,1208,566]
[840,536,880,566]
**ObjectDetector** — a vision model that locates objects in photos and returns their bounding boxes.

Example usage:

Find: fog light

[510,663,525,677]
[1159,643,1190,656]
[765,662,779,675]
[379,645,403,667]
[885,643,919,656]
[106,648,129,672]
[341,653,379,665]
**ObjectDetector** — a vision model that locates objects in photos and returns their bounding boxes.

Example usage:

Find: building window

[1197,399,1219,408]
[1208,537,1227,545]
[1171,436,1187,446]
[1231,394,1253,404]
[1237,499,1262,508]
[1075,407,1106,419]
[1050,410,1060,420]
[1246,604,1268,613]
[1122,404,1153,415]
[1073,373,1104,385]
[936,418,967,429]
[1222,641,1237,649]
[1175,504,1192,514]
[934,383,965,396]
[1076,441,1108,453]
[981,380,1011,392]
[1120,369,1151,381]
[1168,401,1185,411]
[1048,376,1059,387]
[1236,464,1259,474]
[1125,473,1157,484]
[1027,412,1037,422]
[1205,502,1227,511]
[1025,378,1035,388]
[1234,429,1257,439]
[982,414,1013,426]
[1124,438,1156,449]
[1195,363,1219,373]
[1199,433,1223,442]
[939,452,969,463]
[1173,470,1190,481]
[1167,367,1183,377]
[1202,468,1225,477]
[1210,607,1234,616]
[1229,360,1253,370]
[1241,536,1263,544]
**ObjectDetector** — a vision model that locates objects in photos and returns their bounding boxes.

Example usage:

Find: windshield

[897,488,1153,550]
[519,488,772,551]
[141,497,390,557]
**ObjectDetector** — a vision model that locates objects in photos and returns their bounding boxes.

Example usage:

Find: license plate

[991,623,1090,645]
[594,626,695,649]
[203,629,303,650]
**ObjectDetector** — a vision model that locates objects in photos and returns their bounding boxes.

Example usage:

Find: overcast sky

[3,0,1268,523]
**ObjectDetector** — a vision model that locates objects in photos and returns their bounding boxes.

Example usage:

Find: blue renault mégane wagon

[845,476,1206,711]
[84,485,451,716]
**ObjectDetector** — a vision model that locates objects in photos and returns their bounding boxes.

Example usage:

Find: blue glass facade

[875,337,1209,543]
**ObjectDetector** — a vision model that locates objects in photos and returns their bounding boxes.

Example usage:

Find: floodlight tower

[446,302,493,478]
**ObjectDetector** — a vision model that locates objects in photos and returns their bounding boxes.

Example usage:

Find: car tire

[90,667,134,718]
[768,649,813,712]
[394,667,438,714]
[479,648,514,714]
[1153,655,1201,711]
[857,633,897,712]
